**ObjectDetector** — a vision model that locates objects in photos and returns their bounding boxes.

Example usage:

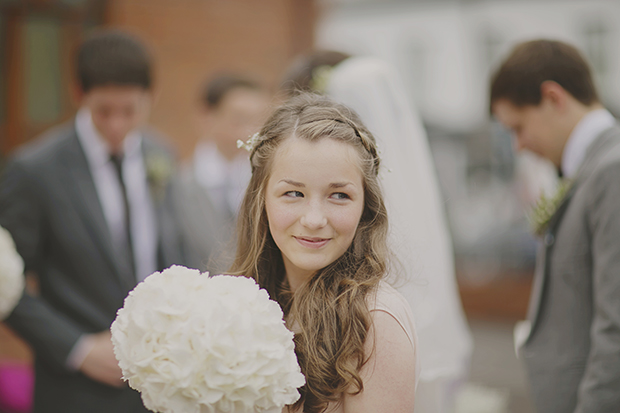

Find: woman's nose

[300,202,327,229]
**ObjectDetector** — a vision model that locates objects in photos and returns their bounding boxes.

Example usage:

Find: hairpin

[237,132,261,153]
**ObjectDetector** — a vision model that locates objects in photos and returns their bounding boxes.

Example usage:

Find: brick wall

[105,0,317,159]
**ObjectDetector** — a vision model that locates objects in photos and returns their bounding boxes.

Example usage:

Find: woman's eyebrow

[279,179,304,187]
[329,182,353,189]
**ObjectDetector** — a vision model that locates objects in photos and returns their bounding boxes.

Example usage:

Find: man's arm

[0,159,84,373]
[575,162,620,412]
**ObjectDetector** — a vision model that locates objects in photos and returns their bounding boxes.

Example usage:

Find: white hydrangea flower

[111,265,305,413]
[0,226,25,320]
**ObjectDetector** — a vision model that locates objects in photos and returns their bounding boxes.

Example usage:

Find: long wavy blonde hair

[229,93,389,412]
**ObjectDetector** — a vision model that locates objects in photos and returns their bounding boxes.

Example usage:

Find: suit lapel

[141,136,182,270]
[527,183,577,331]
[60,129,134,291]
[527,126,620,338]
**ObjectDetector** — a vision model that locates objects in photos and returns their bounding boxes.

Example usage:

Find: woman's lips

[294,236,330,249]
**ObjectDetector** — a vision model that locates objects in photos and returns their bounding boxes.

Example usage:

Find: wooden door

[0,0,106,156]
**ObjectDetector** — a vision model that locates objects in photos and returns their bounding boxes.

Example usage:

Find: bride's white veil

[327,56,472,382]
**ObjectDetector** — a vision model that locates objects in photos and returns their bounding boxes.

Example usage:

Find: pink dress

[289,281,419,413]
[368,280,420,386]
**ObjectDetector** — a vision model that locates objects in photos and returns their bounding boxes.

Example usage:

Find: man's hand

[79,331,124,387]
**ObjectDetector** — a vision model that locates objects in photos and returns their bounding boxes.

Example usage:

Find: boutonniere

[529,178,573,236]
[145,153,173,203]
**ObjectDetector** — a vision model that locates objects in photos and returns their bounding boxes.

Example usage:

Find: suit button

[544,233,555,246]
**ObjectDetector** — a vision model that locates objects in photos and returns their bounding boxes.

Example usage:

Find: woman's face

[265,136,365,291]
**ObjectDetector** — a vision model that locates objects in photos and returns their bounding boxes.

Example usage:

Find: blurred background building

[2,0,619,412]
[0,0,316,158]
[318,1,619,293]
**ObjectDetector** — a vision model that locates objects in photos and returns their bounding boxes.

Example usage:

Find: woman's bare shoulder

[341,309,416,412]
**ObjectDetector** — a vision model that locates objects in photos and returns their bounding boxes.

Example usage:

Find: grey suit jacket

[0,122,186,413]
[172,163,237,274]
[523,125,620,413]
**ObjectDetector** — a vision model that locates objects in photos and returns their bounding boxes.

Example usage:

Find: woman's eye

[331,192,351,200]
[284,190,304,198]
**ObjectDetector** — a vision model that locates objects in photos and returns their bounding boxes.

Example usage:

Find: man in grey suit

[491,39,620,412]
[0,30,185,412]
[176,74,268,273]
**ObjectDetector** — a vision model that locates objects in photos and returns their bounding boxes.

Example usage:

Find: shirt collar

[561,108,615,178]
[75,108,142,169]
[193,141,250,187]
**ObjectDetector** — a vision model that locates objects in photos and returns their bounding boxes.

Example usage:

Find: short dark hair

[490,39,599,111]
[77,29,152,92]
[200,74,262,109]
[280,50,351,97]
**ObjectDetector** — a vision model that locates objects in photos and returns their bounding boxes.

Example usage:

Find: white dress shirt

[75,109,158,281]
[193,141,251,217]
[562,108,616,178]
[68,109,158,370]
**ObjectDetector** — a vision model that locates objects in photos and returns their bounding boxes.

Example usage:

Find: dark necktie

[110,154,136,277]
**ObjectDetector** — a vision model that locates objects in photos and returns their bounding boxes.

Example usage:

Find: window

[24,16,62,123]
[0,1,103,152]
[582,18,610,101]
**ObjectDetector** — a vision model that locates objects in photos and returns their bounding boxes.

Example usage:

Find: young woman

[282,52,472,411]
[230,93,418,412]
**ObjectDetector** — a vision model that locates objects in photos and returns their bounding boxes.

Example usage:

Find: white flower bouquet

[111,265,305,413]
[0,226,25,320]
